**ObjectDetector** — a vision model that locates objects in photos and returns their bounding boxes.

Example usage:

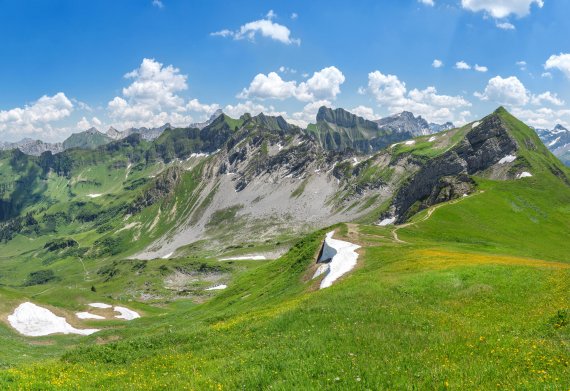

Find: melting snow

[378,217,396,226]
[316,231,360,289]
[76,312,105,320]
[472,121,481,129]
[548,137,561,147]
[219,255,267,261]
[498,155,516,164]
[517,172,533,179]
[405,140,416,145]
[161,252,174,259]
[87,194,102,198]
[312,264,329,280]
[88,303,112,309]
[114,306,141,320]
[187,152,209,160]
[428,136,437,142]
[8,302,99,337]
[205,284,227,291]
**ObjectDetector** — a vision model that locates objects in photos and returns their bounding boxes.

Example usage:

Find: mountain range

[0,105,569,389]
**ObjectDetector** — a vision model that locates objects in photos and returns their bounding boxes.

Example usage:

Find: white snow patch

[161,252,174,259]
[87,193,102,198]
[8,302,99,337]
[378,217,396,226]
[318,231,360,289]
[498,155,516,164]
[404,140,416,145]
[113,306,140,320]
[205,284,227,291]
[88,303,112,309]
[187,152,209,160]
[277,143,284,151]
[428,136,437,142]
[517,172,533,179]
[352,157,359,164]
[472,121,481,129]
[548,137,561,147]
[76,312,105,320]
[219,255,267,261]
[312,264,329,280]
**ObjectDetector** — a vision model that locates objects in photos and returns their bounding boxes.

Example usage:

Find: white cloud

[510,107,570,130]
[211,11,300,45]
[365,70,471,123]
[290,100,332,127]
[455,61,471,70]
[541,72,552,79]
[108,58,194,129]
[350,105,378,120]
[474,75,529,106]
[238,66,345,102]
[531,91,564,106]
[461,0,544,19]
[419,0,435,5]
[432,59,443,68]
[223,100,284,119]
[0,92,74,139]
[291,13,298,20]
[76,116,102,131]
[238,72,297,100]
[496,21,515,30]
[186,99,220,115]
[544,53,570,79]
[296,66,345,102]
[474,64,488,72]
[152,0,164,9]
[516,60,527,71]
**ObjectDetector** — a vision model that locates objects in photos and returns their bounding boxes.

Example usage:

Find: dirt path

[391,191,484,244]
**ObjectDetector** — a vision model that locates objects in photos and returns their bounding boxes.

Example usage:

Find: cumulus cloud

[77,116,102,130]
[516,60,527,71]
[350,105,378,120]
[510,107,570,130]
[108,58,195,129]
[364,70,471,123]
[496,21,515,30]
[186,99,220,115]
[432,59,443,68]
[211,10,300,45]
[474,75,529,106]
[531,91,565,106]
[290,100,333,127]
[238,72,297,100]
[544,53,570,79]
[152,0,164,9]
[239,66,345,102]
[419,0,435,5]
[223,100,285,119]
[461,0,544,19]
[455,61,471,70]
[0,92,73,139]
[474,64,488,72]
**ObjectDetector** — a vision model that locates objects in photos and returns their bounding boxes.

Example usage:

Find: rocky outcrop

[127,166,183,214]
[390,114,517,222]
[375,111,430,136]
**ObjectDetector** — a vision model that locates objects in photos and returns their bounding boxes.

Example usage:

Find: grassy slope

[1,162,568,389]
[0,109,569,389]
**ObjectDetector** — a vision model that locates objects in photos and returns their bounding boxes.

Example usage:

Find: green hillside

[0,108,568,389]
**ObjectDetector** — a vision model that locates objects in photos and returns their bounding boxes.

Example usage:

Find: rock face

[429,121,455,134]
[375,111,431,136]
[0,139,64,156]
[306,107,406,153]
[389,113,518,222]
[189,109,224,130]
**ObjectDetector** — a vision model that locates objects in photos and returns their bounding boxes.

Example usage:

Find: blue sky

[1,0,569,141]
